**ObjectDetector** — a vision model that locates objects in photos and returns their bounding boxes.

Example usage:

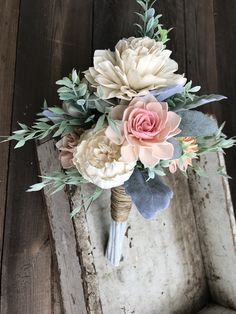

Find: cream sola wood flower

[72,127,135,189]
[84,37,187,100]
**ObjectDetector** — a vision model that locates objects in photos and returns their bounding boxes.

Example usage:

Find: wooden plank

[184,0,221,117]
[213,0,236,210]
[72,170,207,313]
[93,0,186,76]
[198,304,236,314]
[155,0,186,73]
[93,0,138,50]
[37,141,87,314]
[188,153,236,310]
[51,257,63,314]
[0,0,53,311]
[1,0,94,312]
[0,0,20,271]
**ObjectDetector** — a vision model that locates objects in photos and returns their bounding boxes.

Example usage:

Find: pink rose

[56,133,80,169]
[106,95,181,167]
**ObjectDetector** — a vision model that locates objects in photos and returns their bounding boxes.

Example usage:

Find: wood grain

[0,0,21,272]
[198,304,236,314]
[93,0,138,50]
[0,1,57,311]
[37,141,87,314]
[184,0,222,118]
[155,0,186,73]
[1,0,94,312]
[71,171,207,313]
[213,0,236,210]
[188,153,236,309]
[0,0,236,312]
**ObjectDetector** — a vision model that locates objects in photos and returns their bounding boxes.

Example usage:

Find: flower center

[129,108,160,140]
[89,136,121,168]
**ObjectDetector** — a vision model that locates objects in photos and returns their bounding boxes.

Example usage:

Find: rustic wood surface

[189,153,236,309]
[0,0,236,313]
[72,168,208,313]
[36,141,236,314]
[37,141,87,314]
[199,304,236,314]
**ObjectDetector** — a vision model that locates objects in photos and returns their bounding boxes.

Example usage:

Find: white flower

[73,127,135,189]
[84,37,187,100]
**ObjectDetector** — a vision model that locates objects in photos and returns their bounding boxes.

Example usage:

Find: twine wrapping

[111,186,132,223]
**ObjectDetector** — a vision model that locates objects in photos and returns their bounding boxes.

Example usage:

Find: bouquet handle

[105,186,132,266]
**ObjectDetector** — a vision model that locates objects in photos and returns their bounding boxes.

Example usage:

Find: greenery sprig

[56,69,91,113]
[167,81,227,112]
[135,0,172,43]
[196,125,236,155]
[27,169,88,194]
[4,105,90,148]
[27,168,103,217]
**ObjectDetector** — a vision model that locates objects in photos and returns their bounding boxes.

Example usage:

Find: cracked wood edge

[188,152,236,309]
[71,194,103,314]
[37,140,87,314]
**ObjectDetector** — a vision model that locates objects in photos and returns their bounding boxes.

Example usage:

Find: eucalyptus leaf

[77,83,87,97]
[174,94,227,112]
[94,114,106,132]
[146,17,155,32]
[27,182,47,192]
[48,107,65,115]
[124,169,173,220]
[56,78,73,88]
[146,8,155,19]
[14,140,26,149]
[107,116,120,135]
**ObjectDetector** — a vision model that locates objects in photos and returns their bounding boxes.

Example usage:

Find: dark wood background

[0,0,236,312]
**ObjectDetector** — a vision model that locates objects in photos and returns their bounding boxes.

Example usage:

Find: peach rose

[169,157,193,174]
[169,137,198,173]
[106,95,181,167]
[56,133,80,169]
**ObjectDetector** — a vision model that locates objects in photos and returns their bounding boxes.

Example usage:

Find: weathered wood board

[189,154,236,310]
[199,305,236,314]
[37,142,87,314]
[37,140,236,314]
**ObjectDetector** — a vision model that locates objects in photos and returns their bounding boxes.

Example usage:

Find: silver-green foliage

[5,106,89,148]
[56,69,90,113]
[196,124,236,155]
[27,169,103,217]
[135,0,172,43]
[167,81,227,112]
[27,169,88,194]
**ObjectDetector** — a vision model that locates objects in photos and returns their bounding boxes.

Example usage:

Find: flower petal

[152,142,174,160]
[139,147,160,167]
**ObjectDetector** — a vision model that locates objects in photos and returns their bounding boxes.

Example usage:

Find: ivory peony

[84,37,187,100]
[106,95,181,167]
[73,127,135,189]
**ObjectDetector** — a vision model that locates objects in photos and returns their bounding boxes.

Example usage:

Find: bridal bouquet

[4,0,235,266]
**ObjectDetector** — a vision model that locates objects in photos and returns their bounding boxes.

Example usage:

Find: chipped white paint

[188,153,236,309]
[198,304,236,314]
[37,141,236,314]
[74,173,207,313]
